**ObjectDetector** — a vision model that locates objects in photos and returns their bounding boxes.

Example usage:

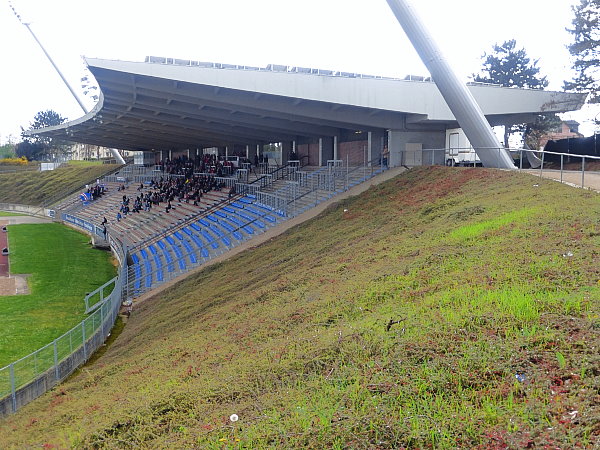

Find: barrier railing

[517,148,600,190]
[413,147,600,190]
[0,219,126,418]
[124,201,281,298]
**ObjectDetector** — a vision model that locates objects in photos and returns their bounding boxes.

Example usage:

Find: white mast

[385,0,515,169]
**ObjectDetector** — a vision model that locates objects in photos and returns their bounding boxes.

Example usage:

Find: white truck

[445,128,481,166]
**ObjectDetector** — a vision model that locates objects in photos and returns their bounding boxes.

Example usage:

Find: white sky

[0,0,597,145]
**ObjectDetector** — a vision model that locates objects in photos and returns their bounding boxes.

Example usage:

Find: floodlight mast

[9,1,88,114]
[385,0,515,169]
[9,1,126,165]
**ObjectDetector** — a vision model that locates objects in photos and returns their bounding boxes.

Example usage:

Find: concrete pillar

[245,145,250,159]
[281,141,293,165]
[368,131,385,164]
[333,136,339,160]
[319,137,334,166]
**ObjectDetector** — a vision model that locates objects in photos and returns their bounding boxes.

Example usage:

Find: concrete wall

[338,140,368,166]
[388,130,446,167]
[0,203,50,218]
[298,143,320,166]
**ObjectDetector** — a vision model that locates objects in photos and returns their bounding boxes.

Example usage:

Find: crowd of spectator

[113,174,228,224]
[84,181,107,202]
[160,154,250,177]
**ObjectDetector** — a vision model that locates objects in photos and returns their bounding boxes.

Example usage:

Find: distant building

[70,143,132,162]
[540,120,583,149]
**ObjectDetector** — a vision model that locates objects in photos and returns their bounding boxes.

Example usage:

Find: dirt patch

[0,274,30,296]
[0,276,15,295]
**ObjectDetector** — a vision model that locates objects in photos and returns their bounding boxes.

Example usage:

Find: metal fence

[411,147,600,190]
[0,230,126,417]
[122,157,387,299]
[123,203,280,298]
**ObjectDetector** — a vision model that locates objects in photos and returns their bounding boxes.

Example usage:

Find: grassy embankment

[0,163,120,206]
[0,223,116,367]
[1,167,599,448]
[0,212,24,217]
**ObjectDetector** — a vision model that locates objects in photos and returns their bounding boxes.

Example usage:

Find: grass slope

[1,167,599,448]
[0,223,116,366]
[0,164,120,205]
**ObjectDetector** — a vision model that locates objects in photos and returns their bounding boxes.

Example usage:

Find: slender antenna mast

[9,1,89,114]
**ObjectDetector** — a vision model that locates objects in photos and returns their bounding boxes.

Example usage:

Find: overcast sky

[0,0,597,145]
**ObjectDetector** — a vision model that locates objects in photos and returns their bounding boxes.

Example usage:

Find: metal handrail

[123,199,281,298]
[127,194,234,254]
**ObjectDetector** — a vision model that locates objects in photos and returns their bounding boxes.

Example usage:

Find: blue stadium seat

[148,244,164,282]
[217,218,244,241]
[130,253,142,291]
[180,239,197,264]
[245,205,276,223]
[157,240,175,272]
[200,228,219,249]
[235,210,265,229]
[208,223,231,247]
[165,237,186,270]
[140,248,153,288]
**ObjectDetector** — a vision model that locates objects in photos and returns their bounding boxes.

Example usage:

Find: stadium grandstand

[25,55,588,298]
[0,54,588,417]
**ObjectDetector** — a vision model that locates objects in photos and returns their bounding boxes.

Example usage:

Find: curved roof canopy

[30,57,587,151]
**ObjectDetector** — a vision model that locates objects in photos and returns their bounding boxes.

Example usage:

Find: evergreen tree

[473,40,548,90]
[564,0,599,104]
[472,40,550,147]
[20,110,69,160]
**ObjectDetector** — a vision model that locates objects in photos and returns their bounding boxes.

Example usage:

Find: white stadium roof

[30,56,587,152]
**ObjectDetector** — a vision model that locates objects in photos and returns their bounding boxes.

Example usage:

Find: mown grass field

[0,212,24,217]
[0,223,116,367]
[1,167,599,448]
[0,164,120,205]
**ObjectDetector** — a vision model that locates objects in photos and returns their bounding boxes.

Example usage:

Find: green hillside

[0,163,120,206]
[1,167,599,448]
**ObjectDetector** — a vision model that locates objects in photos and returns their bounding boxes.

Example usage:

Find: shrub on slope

[1,167,599,448]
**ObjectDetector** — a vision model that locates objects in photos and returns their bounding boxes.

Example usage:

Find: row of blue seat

[128,196,280,295]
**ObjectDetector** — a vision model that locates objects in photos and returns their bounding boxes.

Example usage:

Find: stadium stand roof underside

[32,56,587,152]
